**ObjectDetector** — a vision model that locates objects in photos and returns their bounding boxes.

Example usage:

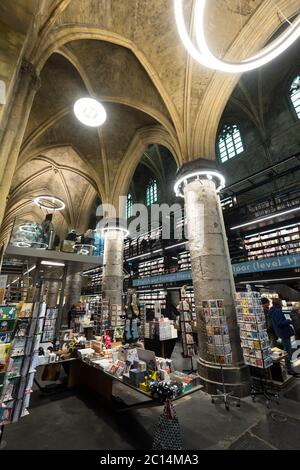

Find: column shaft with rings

[175,158,250,397]
[101,221,128,307]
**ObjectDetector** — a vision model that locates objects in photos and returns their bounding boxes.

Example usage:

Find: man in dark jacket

[270,298,299,377]
[262,297,276,346]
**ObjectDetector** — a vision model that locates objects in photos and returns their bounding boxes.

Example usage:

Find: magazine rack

[235,286,280,408]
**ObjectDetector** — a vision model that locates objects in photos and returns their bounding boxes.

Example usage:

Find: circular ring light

[14,241,31,248]
[19,224,37,234]
[100,226,130,238]
[174,0,300,73]
[174,170,225,197]
[33,195,65,211]
[30,241,48,250]
[74,98,107,127]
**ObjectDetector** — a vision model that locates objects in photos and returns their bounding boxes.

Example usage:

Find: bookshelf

[138,290,167,316]
[244,224,300,260]
[178,251,191,271]
[138,257,165,278]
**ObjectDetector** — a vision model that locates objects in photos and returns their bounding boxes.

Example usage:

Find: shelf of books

[235,289,272,368]
[0,302,46,426]
[181,288,195,319]
[178,251,191,271]
[138,290,167,317]
[244,224,300,260]
[138,257,165,278]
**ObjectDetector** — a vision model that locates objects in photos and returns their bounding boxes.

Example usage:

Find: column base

[197,358,251,397]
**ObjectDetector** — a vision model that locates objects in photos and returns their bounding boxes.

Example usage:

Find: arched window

[217,124,244,163]
[145,179,158,206]
[289,75,300,119]
[126,193,133,219]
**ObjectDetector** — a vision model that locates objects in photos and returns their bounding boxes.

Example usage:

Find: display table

[144,338,177,358]
[66,358,202,409]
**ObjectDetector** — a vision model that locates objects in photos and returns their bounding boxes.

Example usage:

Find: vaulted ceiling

[1,0,300,239]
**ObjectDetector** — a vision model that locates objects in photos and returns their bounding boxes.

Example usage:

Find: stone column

[102,222,128,307]
[64,267,82,311]
[175,158,250,397]
[0,59,40,227]
[46,280,61,308]
[62,265,83,326]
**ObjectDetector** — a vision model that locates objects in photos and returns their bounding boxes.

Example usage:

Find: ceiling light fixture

[238,277,300,284]
[74,97,106,127]
[174,0,300,73]
[230,206,300,230]
[33,195,65,212]
[41,260,65,267]
[14,241,31,248]
[19,224,37,234]
[100,226,130,238]
[174,170,225,197]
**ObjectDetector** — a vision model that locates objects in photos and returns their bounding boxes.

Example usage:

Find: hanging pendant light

[74,97,106,127]
[174,0,300,73]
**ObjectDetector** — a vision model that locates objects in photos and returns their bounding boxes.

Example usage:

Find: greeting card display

[199,299,232,365]
[178,299,195,357]
[235,291,272,368]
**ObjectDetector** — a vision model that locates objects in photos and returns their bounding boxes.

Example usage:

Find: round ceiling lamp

[174,0,300,73]
[73,97,107,127]
[33,196,65,212]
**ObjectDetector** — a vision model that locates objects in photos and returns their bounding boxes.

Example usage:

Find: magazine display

[235,290,273,368]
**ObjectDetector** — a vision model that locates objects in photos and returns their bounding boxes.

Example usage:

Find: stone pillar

[62,265,82,326]
[102,222,128,307]
[46,280,61,308]
[0,59,40,227]
[64,267,82,311]
[175,158,250,397]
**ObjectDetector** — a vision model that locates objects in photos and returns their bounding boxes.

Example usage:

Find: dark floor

[2,344,300,450]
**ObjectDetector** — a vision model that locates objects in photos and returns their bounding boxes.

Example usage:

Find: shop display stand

[178,299,196,373]
[200,298,240,410]
[211,363,240,411]
[41,307,58,343]
[0,301,46,438]
[235,286,280,408]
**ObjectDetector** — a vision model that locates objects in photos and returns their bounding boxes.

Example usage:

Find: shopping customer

[270,298,299,377]
[261,297,277,346]
[291,305,300,342]
[67,305,77,329]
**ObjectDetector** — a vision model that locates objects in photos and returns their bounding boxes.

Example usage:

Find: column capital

[20,58,41,91]
[174,157,225,197]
